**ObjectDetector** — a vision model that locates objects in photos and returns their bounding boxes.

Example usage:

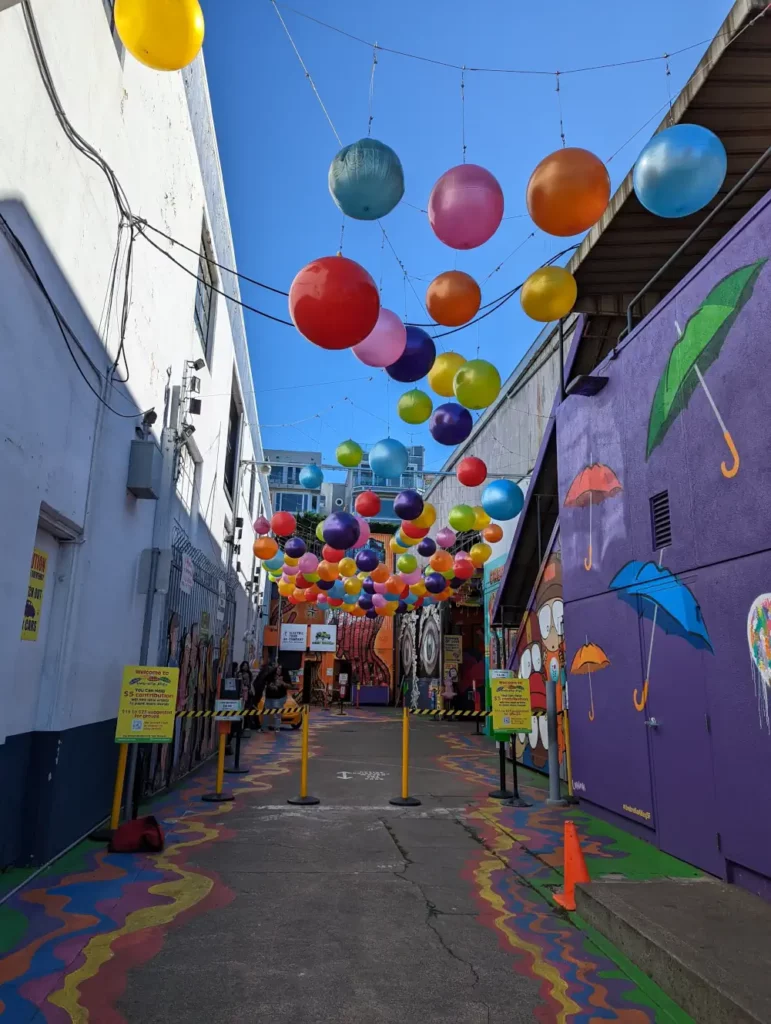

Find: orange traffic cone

[553,820,589,911]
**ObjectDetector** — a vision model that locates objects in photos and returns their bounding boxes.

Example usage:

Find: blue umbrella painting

[609,559,713,711]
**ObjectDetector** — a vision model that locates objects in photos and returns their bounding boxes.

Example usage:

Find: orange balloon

[385,575,403,594]
[370,563,389,583]
[318,560,339,582]
[527,148,610,237]
[426,271,481,328]
[430,550,453,573]
[253,537,278,560]
[482,523,504,543]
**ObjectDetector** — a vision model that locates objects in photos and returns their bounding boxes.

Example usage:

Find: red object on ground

[109,816,164,854]
[289,256,380,350]
[456,456,487,487]
[322,544,345,563]
[271,511,296,536]
[355,490,381,517]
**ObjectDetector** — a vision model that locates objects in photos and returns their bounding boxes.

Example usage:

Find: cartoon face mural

[512,605,547,770]
[747,593,771,732]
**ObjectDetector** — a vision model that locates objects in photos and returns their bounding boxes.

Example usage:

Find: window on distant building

[286,466,299,485]
[176,443,200,516]
[269,464,284,487]
[101,0,125,60]
[194,222,217,362]
[275,491,304,513]
[378,499,396,520]
[224,385,241,502]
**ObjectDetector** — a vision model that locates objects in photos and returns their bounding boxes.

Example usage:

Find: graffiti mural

[336,611,393,690]
[747,593,771,732]
[569,642,610,721]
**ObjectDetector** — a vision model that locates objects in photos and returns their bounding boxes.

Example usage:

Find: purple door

[644,626,723,876]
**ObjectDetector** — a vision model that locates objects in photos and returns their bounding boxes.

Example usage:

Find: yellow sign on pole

[21,547,48,642]
[490,670,531,733]
[115,666,180,743]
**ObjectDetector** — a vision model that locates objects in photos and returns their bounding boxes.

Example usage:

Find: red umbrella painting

[564,461,623,571]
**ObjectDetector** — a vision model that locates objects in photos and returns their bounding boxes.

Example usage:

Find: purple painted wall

[557,191,771,883]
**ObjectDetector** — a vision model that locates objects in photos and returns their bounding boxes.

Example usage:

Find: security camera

[181,423,196,439]
[188,358,206,372]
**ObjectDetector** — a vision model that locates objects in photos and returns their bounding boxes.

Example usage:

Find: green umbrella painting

[647,259,767,478]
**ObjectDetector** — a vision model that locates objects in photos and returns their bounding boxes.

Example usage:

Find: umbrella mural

[647,259,766,479]
[564,460,623,571]
[569,640,610,721]
[747,593,771,733]
[609,557,712,712]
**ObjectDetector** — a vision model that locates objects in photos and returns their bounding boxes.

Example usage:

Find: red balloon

[457,456,487,487]
[289,256,380,350]
[401,522,430,540]
[328,597,344,607]
[295,575,313,589]
[453,559,475,580]
[322,544,345,563]
[271,511,296,536]
[355,490,381,517]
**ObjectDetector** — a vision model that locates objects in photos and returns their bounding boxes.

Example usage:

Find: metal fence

[139,525,237,797]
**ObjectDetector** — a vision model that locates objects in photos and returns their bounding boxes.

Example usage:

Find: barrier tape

[409,709,492,718]
[175,708,297,718]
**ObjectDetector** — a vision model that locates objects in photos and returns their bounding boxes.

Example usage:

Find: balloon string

[339,220,345,255]
[555,72,566,147]
[368,42,378,136]
[460,66,467,163]
[664,54,674,126]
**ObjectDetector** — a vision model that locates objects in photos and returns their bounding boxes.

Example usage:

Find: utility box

[127,440,163,499]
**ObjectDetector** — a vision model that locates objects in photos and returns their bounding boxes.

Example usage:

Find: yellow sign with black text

[490,670,531,733]
[115,665,180,743]
[21,547,48,642]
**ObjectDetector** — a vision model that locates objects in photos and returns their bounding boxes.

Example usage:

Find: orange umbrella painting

[564,461,623,571]
[569,641,610,721]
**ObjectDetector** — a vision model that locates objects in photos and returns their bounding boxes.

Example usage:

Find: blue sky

[200,0,730,479]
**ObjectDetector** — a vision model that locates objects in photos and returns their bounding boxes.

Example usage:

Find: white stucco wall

[0,0,266,743]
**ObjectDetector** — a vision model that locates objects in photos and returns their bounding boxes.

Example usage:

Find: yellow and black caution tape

[409,708,492,718]
[175,708,294,719]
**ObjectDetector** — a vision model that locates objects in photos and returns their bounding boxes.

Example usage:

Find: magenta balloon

[353,308,407,368]
[436,527,457,548]
[317,593,328,604]
[253,515,271,535]
[372,593,388,609]
[401,568,422,585]
[353,517,371,548]
[283,564,299,576]
[298,552,318,573]
[373,582,387,594]
[428,164,504,250]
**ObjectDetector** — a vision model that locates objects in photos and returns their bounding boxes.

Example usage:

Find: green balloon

[397,553,417,573]
[453,359,502,410]
[336,439,363,467]
[449,504,476,531]
[316,520,326,542]
[397,388,433,425]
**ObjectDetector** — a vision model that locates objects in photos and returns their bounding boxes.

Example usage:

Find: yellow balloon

[398,532,418,548]
[284,555,299,567]
[390,537,407,554]
[344,577,362,596]
[411,502,437,529]
[115,0,205,72]
[410,581,427,596]
[338,557,357,577]
[278,581,295,597]
[473,506,491,530]
[470,542,493,567]
[427,351,466,397]
[520,266,578,323]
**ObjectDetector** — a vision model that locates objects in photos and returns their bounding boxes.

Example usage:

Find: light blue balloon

[264,554,285,571]
[481,479,524,521]
[299,463,324,489]
[404,592,418,606]
[633,124,727,219]
[330,580,346,599]
[369,437,408,480]
[384,591,400,603]
[328,138,405,221]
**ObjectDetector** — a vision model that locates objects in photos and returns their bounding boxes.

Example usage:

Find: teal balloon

[299,464,324,489]
[264,554,285,571]
[328,138,405,221]
[633,125,727,219]
[481,479,524,521]
[369,438,408,479]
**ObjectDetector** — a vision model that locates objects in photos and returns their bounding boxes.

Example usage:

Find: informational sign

[490,670,531,733]
[309,623,337,652]
[180,554,194,595]
[115,665,180,743]
[443,635,462,664]
[21,547,48,642]
[214,698,243,721]
[280,623,307,651]
[442,634,462,696]
[216,578,227,622]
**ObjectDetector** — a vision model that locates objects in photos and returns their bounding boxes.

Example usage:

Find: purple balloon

[436,527,456,548]
[362,577,376,594]
[386,326,436,383]
[430,403,473,446]
[428,164,504,250]
[417,537,437,557]
[425,572,447,594]
[397,600,408,614]
[353,308,407,368]
[358,594,374,609]
[449,577,463,589]
[356,548,379,572]
[322,511,361,550]
[393,489,424,521]
[366,608,377,619]
[284,536,306,558]
[316,578,335,591]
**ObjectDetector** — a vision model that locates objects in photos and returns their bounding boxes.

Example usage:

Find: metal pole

[288,705,320,805]
[126,545,160,819]
[558,318,566,402]
[489,741,512,799]
[546,674,567,806]
[390,706,421,806]
[506,742,532,808]
[225,713,249,774]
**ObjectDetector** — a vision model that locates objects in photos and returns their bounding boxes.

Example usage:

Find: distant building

[264,448,323,515]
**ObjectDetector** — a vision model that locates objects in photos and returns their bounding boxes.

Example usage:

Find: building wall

[0,1,265,866]
[557,190,771,887]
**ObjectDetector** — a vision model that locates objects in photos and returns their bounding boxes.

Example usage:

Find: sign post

[489,670,532,807]
[202,699,241,802]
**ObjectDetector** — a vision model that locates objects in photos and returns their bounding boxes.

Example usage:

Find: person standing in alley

[263,665,288,733]
[249,653,273,731]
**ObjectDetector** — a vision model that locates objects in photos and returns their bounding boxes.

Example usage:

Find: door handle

[644,717,660,728]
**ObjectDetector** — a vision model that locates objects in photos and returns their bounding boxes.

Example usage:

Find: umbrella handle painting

[584,543,593,572]
[721,429,740,479]
[747,593,771,733]
[633,679,649,712]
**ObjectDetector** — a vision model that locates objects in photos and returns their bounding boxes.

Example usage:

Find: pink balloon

[455,550,471,561]
[372,593,388,609]
[283,564,299,576]
[428,164,504,250]
[353,516,371,548]
[298,552,319,573]
[373,582,388,594]
[436,527,456,548]
[317,593,328,604]
[253,516,271,535]
[400,568,422,585]
[353,308,407,368]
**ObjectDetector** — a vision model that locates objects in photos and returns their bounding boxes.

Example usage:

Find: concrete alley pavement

[0,710,690,1023]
